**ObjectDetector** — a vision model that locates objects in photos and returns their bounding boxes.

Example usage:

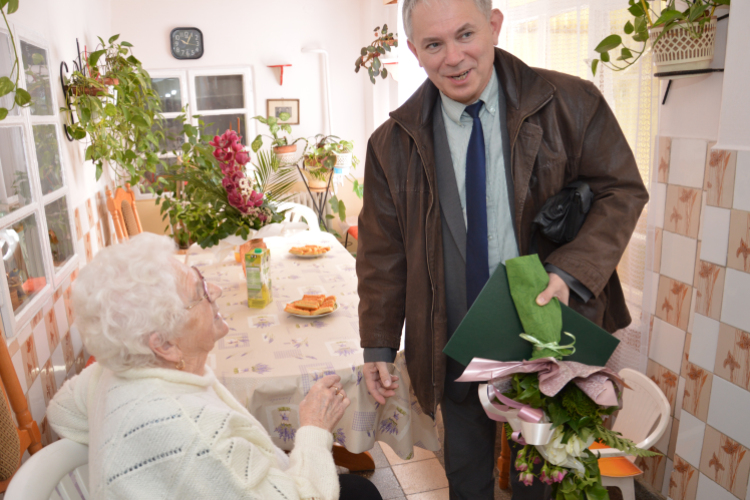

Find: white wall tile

[675,376,686,421]
[50,343,66,390]
[674,411,705,468]
[721,268,750,333]
[669,138,707,189]
[734,151,750,212]
[11,349,26,390]
[697,473,736,500]
[31,320,49,367]
[646,270,659,316]
[663,458,674,497]
[690,314,720,372]
[655,417,673,454]
[707,376,750,449]
[661,231,698,285]
[650,318,686,374]
[700,206,731,266]
[653,183,668,229]
[27,375,45,424]
[54,297,68,335]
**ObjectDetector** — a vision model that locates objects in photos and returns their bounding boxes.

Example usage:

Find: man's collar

[439,70,498,125]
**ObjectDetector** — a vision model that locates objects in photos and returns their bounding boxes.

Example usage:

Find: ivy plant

[355,24,397,84]
[0,0,32,119]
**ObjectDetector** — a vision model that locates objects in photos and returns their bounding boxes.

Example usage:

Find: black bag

[532,181,593,248]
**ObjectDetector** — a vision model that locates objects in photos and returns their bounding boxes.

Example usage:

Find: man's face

[407,0,503,105]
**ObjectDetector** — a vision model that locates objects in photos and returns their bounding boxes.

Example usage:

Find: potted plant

[355,24,398,84]
[591,0,729,77]
[302,135,360,188]
[250,113,306,165]
[62,35,165,182]
[0,0,32,120]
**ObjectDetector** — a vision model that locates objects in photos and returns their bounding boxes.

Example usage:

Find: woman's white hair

[403,0,492,40]
[73,233,188,373]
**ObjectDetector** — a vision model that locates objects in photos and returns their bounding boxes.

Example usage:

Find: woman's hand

[299,374,350,432]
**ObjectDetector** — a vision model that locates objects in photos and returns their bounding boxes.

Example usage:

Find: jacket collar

[389,48,556,148]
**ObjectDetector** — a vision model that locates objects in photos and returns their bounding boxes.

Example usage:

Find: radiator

[286,191,315,210]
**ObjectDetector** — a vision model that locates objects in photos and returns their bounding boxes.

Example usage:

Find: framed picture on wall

[267,99,300,125]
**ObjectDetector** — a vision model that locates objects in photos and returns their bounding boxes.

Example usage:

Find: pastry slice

[303,294,326,303]
[292,300,321,310]
[311,306,334,315]
[284,304,311,315]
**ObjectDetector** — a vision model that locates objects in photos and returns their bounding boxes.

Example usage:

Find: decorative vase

[273,144,298,166]
[333,152,352,175]
[650,17,717,77]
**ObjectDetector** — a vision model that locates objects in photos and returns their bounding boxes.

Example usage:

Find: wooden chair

[497,425,511,490]
[106,183,143,243]
[0,337,43,492]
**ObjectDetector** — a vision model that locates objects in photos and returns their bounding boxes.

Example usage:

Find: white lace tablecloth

[184,231,439,459]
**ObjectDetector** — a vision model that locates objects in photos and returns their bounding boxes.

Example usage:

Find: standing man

[356,0,648,498]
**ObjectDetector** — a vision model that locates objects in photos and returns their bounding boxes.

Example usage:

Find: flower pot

[303,169,329,191]
[333,152,352,175]
[649,17,717,77]
[273,144,298,166]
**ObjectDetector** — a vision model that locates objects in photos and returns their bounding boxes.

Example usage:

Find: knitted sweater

[47,363,339,500]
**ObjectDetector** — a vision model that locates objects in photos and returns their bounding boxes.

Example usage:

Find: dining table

[184,230,440,464]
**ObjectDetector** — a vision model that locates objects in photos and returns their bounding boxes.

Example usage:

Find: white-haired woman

[48,233,381,500]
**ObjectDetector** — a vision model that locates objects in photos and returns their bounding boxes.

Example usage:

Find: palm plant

[251,149,297,203]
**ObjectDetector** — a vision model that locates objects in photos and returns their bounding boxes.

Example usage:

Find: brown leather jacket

[356,48,648,416]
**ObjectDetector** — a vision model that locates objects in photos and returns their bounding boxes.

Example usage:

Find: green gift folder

[443,262,619,367]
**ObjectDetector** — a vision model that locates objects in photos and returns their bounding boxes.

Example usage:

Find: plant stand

[295,161,335,232]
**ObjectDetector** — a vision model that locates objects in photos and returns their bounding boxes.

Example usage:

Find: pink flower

[235,151,250,165]
[533,457,541,465]
[539,471,553,485]
[515,459,528,472]
[551,469,567,483]
[249,190,263,207]
[520,472,534,487]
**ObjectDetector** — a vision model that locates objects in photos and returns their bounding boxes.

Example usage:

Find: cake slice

[284,304,311,315]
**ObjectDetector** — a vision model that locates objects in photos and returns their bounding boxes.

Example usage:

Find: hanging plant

[0,0,32,120]
[355,24,397,84]
[62,35,164,182]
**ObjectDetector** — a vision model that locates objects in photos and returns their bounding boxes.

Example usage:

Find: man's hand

[536,272,570,307]
[364,362,400,405]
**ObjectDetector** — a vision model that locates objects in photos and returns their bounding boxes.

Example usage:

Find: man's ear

[490,9,504,45]
[407,39,424,68]
[149,333,182,364]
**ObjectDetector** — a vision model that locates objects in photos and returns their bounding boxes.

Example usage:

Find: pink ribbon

[479,384,543,445]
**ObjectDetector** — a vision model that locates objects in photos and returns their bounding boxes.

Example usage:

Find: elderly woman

[48,233,381,500]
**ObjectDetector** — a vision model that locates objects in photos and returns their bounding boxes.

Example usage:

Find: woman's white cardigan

[47,363,339,500]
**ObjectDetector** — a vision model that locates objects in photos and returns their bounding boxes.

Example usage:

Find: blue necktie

[465,101,489,308]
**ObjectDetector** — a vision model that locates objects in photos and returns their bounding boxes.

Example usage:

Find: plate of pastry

[284,294,338,317]
[289,245,331,258]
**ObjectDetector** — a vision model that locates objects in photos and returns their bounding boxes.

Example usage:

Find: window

[136,68,254,197]
[0,27,76,337]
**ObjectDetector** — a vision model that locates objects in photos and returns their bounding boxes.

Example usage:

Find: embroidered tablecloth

[185,231,439,459]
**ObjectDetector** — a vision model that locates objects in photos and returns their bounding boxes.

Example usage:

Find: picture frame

[266,99,300,125]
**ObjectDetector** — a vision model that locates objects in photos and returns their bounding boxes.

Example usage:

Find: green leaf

[585,484,609,500]
[0,108,7,120]
[633,16,647,34]
[0,0,9,10]
[688,4,709,22]
[632,31,650,42]
[594,35,621,53]
[7,0,18,14]
[278,111,291,121]
[121,41,133,47]
[104,103,117,116]
[590,59,599,76]
[378,46,385,55]
[627,2,644,17]
[381,68,388,79]
[267,116,278,126]
[618,47,634,60]
[547,402,570,429]
[0,76,13,97]
[108,34,120,43]
[338,200,346,221]
[281,124,291,134]
[653,9,684,27]
[14,88,31,106]
[32,53,45,65]
[253,115,267,124]
[382,24,388,33]
[251,135,263,152]
[624,20,634,34]
[361,47,367,56]
[329,195,340,214]
[600,51,610,63]
[88,49,106,68]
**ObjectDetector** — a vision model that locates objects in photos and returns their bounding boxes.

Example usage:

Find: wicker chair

[106,184,143,243]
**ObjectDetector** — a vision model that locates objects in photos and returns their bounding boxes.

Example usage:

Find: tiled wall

[637,137,750,500]
[3,191,114,451]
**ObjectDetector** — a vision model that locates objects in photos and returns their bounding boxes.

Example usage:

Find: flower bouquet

[456,255,659,500]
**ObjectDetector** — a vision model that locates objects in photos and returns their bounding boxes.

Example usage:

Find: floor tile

[707,376,750,450]
[674,411,706,468]
[649,318,686,375]
[661,230,698,284]
[704,147,737,209]
[392,458,449,495]
[695,472,737,500]
[361,466,407,500]
[727,209,750,274]
[381,442,436,466]
[406,488,449,500]
[700,206,732,266]
[369,442,392,469]
[733,151,750,212]
[690,314,720,372]
[721,268,750,333]
[669,138,707,189]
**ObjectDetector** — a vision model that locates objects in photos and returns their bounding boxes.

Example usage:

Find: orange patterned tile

[714,323,750,392]
[668,418,680,460]
[53,288,62,302]
[30,309,43,328]
[699,425,750,498]
[693,241,702,287]
[75,351,85,374]
[656,276,692,330]
[96,222,104,251]
[682,362,712,422]
[654,227,663,273]
[63,286,75,325]
[45,306,60,353]
[664,185,702,239]
[74,207,83,241]
[637,448,667,491]
[658,137,672,184]
[704,147,736,209]
[694,261,725,321]
[84,232,93,263]
[39,417,52,446]
[20,334,39,390]
[648,359,679,416]
[682,333,692,378]
[71,268,78,282]
[86,198,95,226]
[61,331,75,373]
[40,359,57,406]
[670,455,699,500]
[727,209,750,274]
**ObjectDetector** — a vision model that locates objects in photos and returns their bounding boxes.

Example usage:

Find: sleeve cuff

[295,426,334,450]
[363,347,398,363]
[545,264,594,303]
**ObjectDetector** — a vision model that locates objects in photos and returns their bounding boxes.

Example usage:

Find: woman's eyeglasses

[185,266,213,310]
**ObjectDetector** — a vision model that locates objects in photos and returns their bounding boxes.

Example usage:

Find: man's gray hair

[403,0,493,40]
[73,233,189,372]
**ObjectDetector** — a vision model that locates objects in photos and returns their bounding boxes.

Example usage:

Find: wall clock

[170,27,204,60]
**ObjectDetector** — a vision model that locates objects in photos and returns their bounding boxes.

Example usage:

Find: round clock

[170,27,204,60]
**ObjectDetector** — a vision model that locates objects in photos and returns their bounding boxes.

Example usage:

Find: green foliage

[593,425,661,458]
[304,135,360,179]
[355,24,397,84]
[62,36,164,182]
[0,0,31,119]
[252,149,297,203]
[250,113,304,152]
[591,0,729,76]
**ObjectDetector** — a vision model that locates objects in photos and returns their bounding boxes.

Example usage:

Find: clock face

[171,28,204,60]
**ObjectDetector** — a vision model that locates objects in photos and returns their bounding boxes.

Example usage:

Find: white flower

[543,427,569,465]
[565,435,586,457]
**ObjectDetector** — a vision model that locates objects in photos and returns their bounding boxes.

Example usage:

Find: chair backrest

[611,368,671,452]
[5,438,88,500]
[106,184,143,243]
[277,202,321,232]
[0,336,43,492]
